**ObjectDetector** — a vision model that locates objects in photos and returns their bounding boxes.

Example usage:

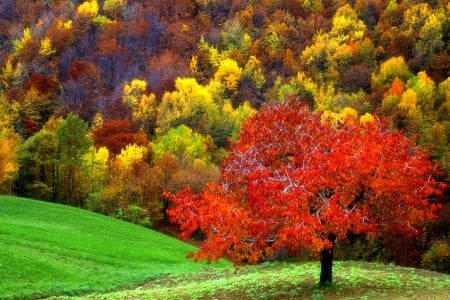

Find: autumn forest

[1,0,450,274]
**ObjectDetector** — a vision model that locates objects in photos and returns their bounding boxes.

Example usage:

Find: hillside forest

[0,0,450,271]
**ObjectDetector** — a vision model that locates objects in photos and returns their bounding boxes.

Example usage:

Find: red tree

[166,102,444,285]
[92,119,149,156]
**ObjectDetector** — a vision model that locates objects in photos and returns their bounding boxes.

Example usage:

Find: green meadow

[0,196,230,299]
[1,195,450,299]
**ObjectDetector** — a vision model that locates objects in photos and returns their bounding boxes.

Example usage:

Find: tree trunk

[319,247,334,286]
[319,234,336,286]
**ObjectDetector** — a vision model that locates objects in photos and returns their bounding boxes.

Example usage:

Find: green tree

[415,13,446,63]
[82,146,109,198]
[18,128,59,201]
[56,113,93,206]
[152,124,213,166]
[221,17,245,51]
[407,71,436,116]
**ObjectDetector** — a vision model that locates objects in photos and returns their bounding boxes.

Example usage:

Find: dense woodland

[0,0,449,271]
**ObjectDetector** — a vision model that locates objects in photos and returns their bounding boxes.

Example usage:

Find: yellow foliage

[243,55,265,90]
[1,59,14,88]
[190,55,198,74]
[321,110,339,124]
[403,3,432,35]
[82,146,109,181]
[314,83,336,112]
[371,56,411,90]
[116,144,147,167]
[181,23,190,32]
[214,58,242,92]
[93,15,113,27]
[77,0,99,18]
[39,37,56,56]
[359,112,375,124]
[0,128,20,184]
[55,18,73,30]
[0,95,19,129]
[240,33,252,55]
[124,79,147,97]
[330,4,366,41]
[12,27,32,56]
[158,77,217,134]
[134,93,156,122]
[91,112,104,130]
[122,79,156,124]
[398,89,417,116]
[322,107,359,125]
[340,107,358,119]
[43,116,64,132]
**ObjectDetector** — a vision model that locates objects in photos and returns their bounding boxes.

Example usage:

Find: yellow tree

[407,71,435,115]
[300,4,366,86]
[76,0,99,18]
[214,58,242,94]
[0,93,19,130]
[157,77,218,135]
[242,55,266,92]
[329,4,366,42]
[101,143,163,226]
[371,56,413,91]
[0,128,20,189]
[402,3,432,35]
[12,27,33,58]
[122,79,157,130]
[39,37,56,57]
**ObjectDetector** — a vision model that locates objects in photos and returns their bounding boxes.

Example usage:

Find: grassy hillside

[2,196,450,300]
[0,196,230,299]
[58,261,450,299]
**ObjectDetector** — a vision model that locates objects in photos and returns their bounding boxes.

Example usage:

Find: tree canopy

[166,102,444,285]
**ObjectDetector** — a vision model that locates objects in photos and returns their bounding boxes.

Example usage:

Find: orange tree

[165,102,444,286]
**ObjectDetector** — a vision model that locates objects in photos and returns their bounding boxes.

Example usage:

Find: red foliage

[68,59,89,81]
[21,116,40,136]
[166,102,444,264]
[92,119,149,155]
[24,73,57,94]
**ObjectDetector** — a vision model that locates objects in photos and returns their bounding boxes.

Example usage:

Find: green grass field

[64,260,450,299]
[0,196,230,299]
[2,195,450,300]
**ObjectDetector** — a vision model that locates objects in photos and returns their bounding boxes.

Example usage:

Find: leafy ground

[0,196,230,299]
[54,260,450,299]
[2,195,450,300]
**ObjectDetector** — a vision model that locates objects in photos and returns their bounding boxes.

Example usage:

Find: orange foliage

[387,77,404,97]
